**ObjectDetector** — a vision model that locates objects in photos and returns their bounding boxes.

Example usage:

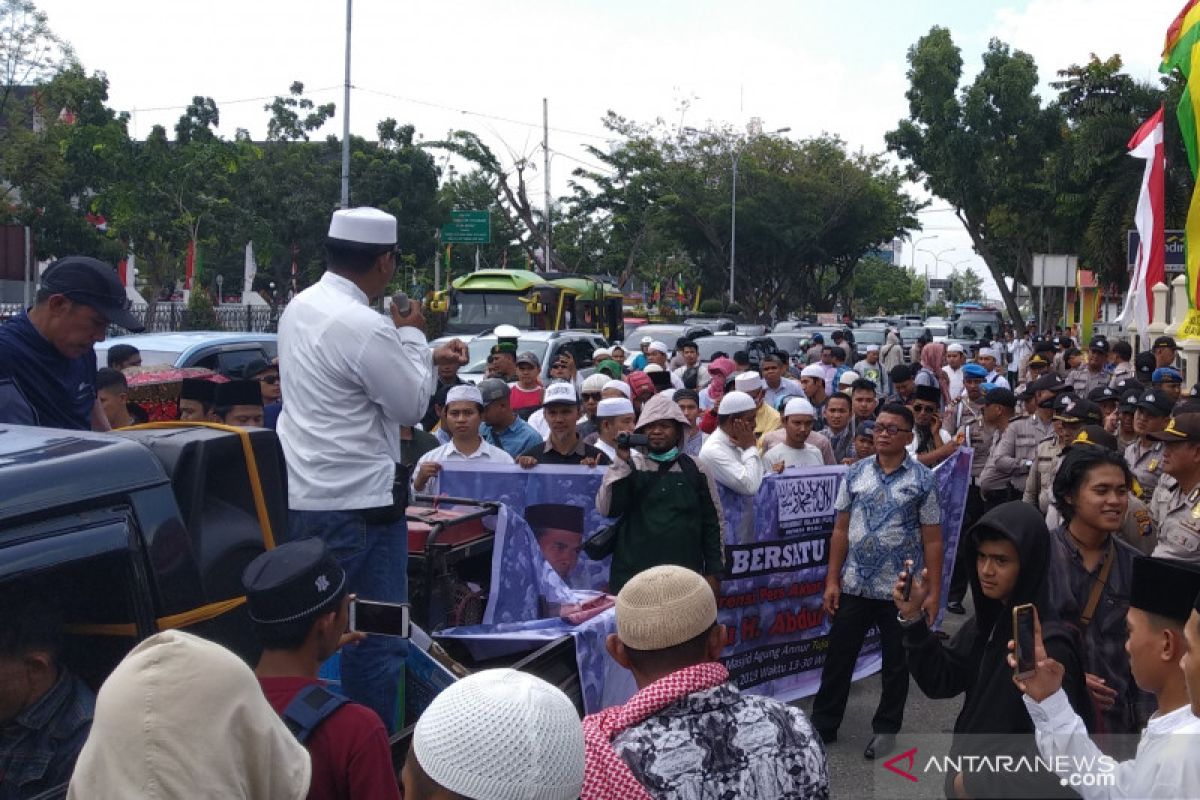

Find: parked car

[622,324,712,351]
[949,311,1005,343]
[695,334,778,367]
[734,324,767,336]
[95,332,278,375]
[849,326,887,361]
[459,329,609,385]
[682,317,737,333]
[771,320,805,333]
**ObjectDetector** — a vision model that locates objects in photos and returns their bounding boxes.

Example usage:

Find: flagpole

[340,0,352,209]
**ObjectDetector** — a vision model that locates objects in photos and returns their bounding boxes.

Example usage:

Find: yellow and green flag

[1163,0,1200,309]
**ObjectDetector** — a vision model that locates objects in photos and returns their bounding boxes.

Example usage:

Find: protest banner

[435,450,972,712]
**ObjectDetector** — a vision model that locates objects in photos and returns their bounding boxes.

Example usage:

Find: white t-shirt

[762,441,825,469]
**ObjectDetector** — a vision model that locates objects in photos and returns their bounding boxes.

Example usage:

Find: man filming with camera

[596,394,726,595]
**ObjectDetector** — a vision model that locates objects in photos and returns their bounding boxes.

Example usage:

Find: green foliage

[945,266,984,304]
[851,257,925,314]
[264,81,335,142]
[698,298,724,314]
[183,286,217,330]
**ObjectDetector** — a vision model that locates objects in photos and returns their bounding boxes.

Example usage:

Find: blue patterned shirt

[835,454,941,600]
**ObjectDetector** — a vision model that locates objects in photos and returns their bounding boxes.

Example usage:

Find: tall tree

[887,27,1062,327]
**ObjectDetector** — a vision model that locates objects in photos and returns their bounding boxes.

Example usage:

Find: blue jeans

[289,509,408,733]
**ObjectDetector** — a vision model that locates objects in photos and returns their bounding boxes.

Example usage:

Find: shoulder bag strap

[1079,537,1116,628]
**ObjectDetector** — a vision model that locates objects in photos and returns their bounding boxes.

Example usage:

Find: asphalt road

[794,597,972,800]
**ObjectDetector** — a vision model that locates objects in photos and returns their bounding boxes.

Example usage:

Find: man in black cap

[1016,556,1200,792]
[1147,412,1200,565]
[178,377,219,422]
[1108,340,1135,387]
[245,539,401,800]
[1024,395,1101,515]
[212,380,264,427]
[1152,336,1179,370]
[1087,385,1120,430]
[0,256,144,430]
[989,374,1063,501]
[526,503,585,583]
[477,377,542,458]
[1069,338,1110,397]
[1125,388,1173,499]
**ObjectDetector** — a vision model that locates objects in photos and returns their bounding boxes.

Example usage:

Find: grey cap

[477,378,511,405]
[515,351,541,367]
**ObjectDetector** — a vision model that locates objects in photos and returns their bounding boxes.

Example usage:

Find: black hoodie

[902,501,1095,799]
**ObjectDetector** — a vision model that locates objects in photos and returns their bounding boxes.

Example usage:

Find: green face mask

[647,447,679,463]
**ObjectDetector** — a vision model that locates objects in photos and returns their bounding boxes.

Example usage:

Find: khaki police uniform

[1149,475,1200,564]
[1068,365,1109,397]
[1023,435,1061,515]
[988,413,1054,495]
[1125,439,1166,499]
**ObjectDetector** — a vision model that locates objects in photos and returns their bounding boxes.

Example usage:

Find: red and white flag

[1118,106,1166,342]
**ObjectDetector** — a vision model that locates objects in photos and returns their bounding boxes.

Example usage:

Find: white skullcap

[327,207,397,245]
[838,370,859,386]
[866,344,880,353]
[412,669,585,800]
[734,371,764,392]
[643,363,664,373]
[947,343,965,354]
[445,385,484,406]
[640,336,653,345]
[718,391,757,415]
[616,565,717,651]
[542,382,578,405]
[603,380,631,398]
[581,372,610,393]
[596,397,635,418]
[800,364,825,379]
[592,347,611,360]
[979,347,998,359]
[783,397,816,418]
[648,340,670,355]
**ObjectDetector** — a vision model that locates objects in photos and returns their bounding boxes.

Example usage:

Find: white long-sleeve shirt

[278,271,434,510]
[698,427,763,496]
[1023,688,1200,799]
[412,438,513,495]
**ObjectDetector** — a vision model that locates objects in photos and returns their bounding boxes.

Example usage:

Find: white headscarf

[68,630,311,800]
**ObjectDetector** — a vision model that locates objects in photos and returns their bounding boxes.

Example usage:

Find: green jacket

[596,452,726,593]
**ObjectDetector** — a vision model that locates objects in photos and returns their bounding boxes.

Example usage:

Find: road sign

[1127,229,1184,273]
[928,278,951,290]
[441,210,491,244]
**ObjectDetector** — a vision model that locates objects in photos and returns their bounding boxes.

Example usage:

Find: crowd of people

[7,209,1200,798]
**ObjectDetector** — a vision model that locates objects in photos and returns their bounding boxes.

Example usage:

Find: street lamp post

[919,246,955,315]
[910,235,938,317]
[215,274,223,304]
[728,127,790,305]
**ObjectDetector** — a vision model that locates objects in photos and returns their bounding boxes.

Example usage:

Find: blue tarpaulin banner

[435,451,972,713]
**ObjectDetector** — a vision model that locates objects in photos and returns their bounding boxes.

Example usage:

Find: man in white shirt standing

[413,385,514,495]
[763,397,824,471]
[1014,556,1200,798]
[277,207,467,732]
[698,391,764,496]
[943,344,966,400]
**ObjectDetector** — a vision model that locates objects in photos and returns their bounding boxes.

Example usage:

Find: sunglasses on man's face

[581,392,602,402]
[912,403,937,414]
[258,375,280,385]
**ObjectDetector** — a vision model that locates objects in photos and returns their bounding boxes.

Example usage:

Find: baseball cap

[855,420,876,438]
[542,382,578,406]
[983,387,1017,408]
[962,363,988,379]
[1066,424,1119,452]
[1028,374,1068,394]
[639,335,652,345]
[1148,413,1200,442]
[1087,385,1118,404]
[1119,391,1140,413]
[1089,337,1110,354]
[477,378,510,405]
[39,256,145,332]
[1052,396,1102,424]
[1135,388,1174,417]
[515,351,540,368]
[1027,354,1050,369]
[241,538,346,624]
[1113,377,1144,396]
[1154,336,1179,350]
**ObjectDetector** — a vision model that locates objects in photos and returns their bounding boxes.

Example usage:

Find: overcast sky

[35,0,1182,302]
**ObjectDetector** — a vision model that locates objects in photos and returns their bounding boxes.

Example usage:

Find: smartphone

[901,568,914,602]
[1013,603,1037,678]
[391,292,412,317]
[349,599,411,638]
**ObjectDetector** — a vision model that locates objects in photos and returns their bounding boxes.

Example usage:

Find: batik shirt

[835,454,941,600]
[610,682,829,800]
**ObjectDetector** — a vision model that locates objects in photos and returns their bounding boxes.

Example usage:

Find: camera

[616,432,650,449]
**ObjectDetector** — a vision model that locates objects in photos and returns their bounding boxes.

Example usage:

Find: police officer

[1148,412,1200,565]
[944,363,987,437]
[1126,389,1173,499]
[1068,337,1110,397]
[1024,395,1101,515]
[988,374,1064,501]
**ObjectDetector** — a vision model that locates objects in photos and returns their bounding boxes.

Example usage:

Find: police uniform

[1146,416,1200,564]
[1067,364,1109,397]
[1024,436,1061,515]
[1124,390,1175,501]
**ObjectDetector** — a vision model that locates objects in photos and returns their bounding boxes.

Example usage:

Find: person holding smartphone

[1013,556,1200,797]
[894,501,1092,798]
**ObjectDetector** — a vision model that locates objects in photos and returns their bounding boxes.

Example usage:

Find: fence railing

[0,302,282,334]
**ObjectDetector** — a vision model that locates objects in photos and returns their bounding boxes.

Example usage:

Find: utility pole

[543,97,552,273]
[339,0,352,209]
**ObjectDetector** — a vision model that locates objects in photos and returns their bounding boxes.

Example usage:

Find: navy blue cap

[1088,386,1118,403]
[40,255,144,331]
[242,538,347,625]
[1135,388,1174,417]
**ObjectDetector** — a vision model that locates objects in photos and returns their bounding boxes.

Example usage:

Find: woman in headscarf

[879,329,905,393]
[915,340,950,407]
[894,502,1093,799]
[699,356,734,412]
[69,630,311,799]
